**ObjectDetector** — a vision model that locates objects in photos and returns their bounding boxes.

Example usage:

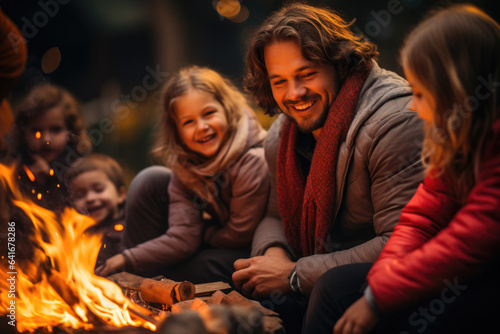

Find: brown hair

[152,65,250,166]
[64,153,125,192]
[10,83,91,156]
[401,4,500,203]
[244,2,378,115]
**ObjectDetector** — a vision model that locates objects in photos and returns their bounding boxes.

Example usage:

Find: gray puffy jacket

[251,62,425,295]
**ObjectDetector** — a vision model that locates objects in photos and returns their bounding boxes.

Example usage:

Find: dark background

[2,0,499,183]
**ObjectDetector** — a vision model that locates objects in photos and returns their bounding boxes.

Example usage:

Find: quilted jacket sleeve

[367,121,500,313]
[205,147,270,248]
[123,173,204,273]
[296,109,424,294]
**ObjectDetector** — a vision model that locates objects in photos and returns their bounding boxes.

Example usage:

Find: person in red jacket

[303,4,500,334]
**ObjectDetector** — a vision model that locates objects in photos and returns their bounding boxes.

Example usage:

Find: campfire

[0,163,157,333]
[0,163,283,334]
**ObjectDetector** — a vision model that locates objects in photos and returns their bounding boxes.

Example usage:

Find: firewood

[106,272,283,333]
[206,290,226,305]
[194,281,232,297]
[171,299,196,313]
[107,271,146,289]
[262,316,285,334]
[160,310,207,334]
[46,269,80,308]
[139,278,195,305]
[221,290,279,317]
[46,269,114,328]
[125,300,162,328]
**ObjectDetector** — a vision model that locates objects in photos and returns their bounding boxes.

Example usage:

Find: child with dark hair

[8,83,91,212]
[65,153,127,269]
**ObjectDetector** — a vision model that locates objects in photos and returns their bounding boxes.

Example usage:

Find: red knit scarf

[277,67,370,257]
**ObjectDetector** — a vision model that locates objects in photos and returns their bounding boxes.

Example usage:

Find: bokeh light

[41,47,62,74]
[216,0,241,19]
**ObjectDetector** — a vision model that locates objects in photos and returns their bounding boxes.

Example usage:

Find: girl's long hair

[401,4,500,203]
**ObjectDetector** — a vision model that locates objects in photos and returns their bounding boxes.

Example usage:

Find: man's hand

[95,253,126,277]
[333,296,378,334]
[232,247,295,299]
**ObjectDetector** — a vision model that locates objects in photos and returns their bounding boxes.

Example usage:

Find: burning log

[46,269,83,315]
[0,165,159,332]
[46,268,161,329]
[125,300,163,328]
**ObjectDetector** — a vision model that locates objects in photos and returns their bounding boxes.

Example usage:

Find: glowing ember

[21,165,35,182]
[0,164,157,332]
[35,131,41,139]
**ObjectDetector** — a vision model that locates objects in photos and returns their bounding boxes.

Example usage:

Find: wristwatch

[288,265,302,294]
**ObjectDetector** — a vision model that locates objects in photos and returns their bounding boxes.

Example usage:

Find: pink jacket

[367,119,500,313]
[123,113,270,271]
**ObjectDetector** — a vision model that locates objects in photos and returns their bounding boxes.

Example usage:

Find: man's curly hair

[244,2,378,115]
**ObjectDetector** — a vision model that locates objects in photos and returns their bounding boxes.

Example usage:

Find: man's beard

[282,101,330,133]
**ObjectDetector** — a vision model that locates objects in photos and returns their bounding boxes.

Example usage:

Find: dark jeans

[304,263,500,334]
[259,292,309,334]
[123,166,249,285]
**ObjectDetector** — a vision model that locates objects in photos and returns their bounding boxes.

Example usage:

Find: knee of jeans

[127,165,172,203]
[311,272,330,296]
[311,267,345,300]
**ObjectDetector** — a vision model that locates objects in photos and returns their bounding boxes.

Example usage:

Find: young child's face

[174,88,228,158]
[404,66,436,125]
[69,170,126,224]
[24,106,69,163]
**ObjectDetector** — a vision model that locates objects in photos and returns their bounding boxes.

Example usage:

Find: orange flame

[0,164,157,332]
[22,164,35,182]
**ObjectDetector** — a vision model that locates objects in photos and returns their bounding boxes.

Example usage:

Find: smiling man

[232,3,425,333]
[264,39,339,138]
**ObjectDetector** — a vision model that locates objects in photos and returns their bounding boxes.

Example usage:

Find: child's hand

[333,296,378,334]
[95,253,126,277]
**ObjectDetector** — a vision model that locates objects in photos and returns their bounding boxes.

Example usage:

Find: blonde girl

[304,5,500,334]
[96,66,269,284]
